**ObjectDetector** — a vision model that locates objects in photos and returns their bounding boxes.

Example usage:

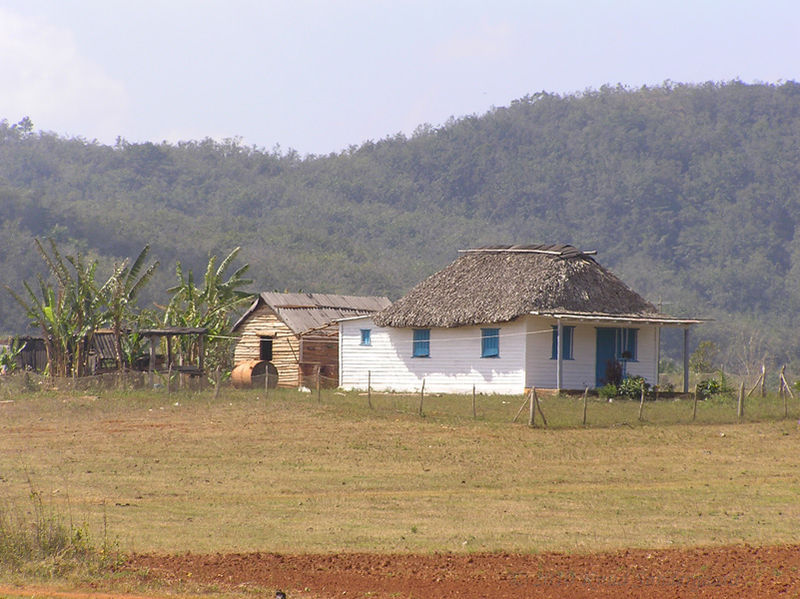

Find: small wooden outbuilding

[232,292,391,388]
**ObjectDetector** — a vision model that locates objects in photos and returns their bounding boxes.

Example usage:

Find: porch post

[148,335,156,388]
[556,319,563,393]
[682,326,690,393]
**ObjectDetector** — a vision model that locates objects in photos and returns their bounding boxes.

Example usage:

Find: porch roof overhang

[529,311,706,327]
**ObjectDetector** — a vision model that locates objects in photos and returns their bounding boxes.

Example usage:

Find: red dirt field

[122,545,800,598]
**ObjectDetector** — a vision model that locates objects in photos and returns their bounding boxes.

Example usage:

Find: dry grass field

[2,384,800,558]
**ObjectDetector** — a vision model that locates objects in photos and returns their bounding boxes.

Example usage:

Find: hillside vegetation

[2,80,800,369]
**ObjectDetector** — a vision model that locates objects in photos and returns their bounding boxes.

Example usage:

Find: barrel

[231,360,278,389]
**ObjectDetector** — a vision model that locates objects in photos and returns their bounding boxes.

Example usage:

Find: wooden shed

[232,292,391,388]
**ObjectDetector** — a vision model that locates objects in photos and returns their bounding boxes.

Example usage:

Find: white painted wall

[340,316,660,394]
[622,326,658,385]
[524,316,659,389]
[339,317,527,394]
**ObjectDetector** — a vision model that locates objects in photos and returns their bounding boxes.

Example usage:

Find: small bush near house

[696,377,733,401]
[618,376,650,400]
[597,383,618,400]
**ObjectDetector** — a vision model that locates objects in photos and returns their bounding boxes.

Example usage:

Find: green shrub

[618,376,650,400]
[597,383,618,400]
[696,378,721,400]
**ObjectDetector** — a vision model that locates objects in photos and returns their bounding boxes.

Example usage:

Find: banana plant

[163,247,253,371]
[102,245,159,372]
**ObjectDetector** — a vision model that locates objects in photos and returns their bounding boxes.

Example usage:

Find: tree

[163,247,253,372]
[102,245,159,372]
[689,340,719,374]
[6,239,104,377]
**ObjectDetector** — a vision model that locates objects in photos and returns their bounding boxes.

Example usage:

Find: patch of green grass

[0,475,121,580]
[1,385,799,556]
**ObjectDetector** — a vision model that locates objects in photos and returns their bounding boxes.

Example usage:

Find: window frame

[550,325,575,360]
[618,328,638,362]
[359,328,372,346]
[481,328,500,358]
[412,329,430,358]
[259,336,274,361]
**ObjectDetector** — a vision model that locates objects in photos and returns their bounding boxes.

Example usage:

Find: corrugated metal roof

[233,292,391,334]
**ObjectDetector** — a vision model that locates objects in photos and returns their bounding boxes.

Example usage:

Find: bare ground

[118,544,800,598]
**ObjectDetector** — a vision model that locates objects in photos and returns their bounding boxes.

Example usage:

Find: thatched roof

[374,244,669,328]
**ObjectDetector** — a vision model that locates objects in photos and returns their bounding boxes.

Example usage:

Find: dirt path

[3,546,799,598]
[121,544,800,598]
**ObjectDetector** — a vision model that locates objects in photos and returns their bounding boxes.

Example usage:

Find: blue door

[595,327,617,387]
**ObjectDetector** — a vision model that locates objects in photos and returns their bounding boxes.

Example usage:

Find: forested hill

[2,80,800,368]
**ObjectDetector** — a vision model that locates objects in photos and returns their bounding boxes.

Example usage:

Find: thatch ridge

[373,245,661,328]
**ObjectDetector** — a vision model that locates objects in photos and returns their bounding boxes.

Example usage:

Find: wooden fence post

[780,365,792,419]
[528,387,535,427]
[638,385,645,421]
[418,379,425,416]
[533,387,548,427]
[472,384,477,419]
[513,391,529,423]
[692,384,698,421]
[316,365,321,402]
[760,362,766,398]
[367,370,372,409]
[582,387,588,426]
[737,380,745,421]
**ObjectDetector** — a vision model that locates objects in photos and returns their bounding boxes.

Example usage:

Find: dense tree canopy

[2,81,800,370]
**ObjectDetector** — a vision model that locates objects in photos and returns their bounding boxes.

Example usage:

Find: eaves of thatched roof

[373,244,689,328]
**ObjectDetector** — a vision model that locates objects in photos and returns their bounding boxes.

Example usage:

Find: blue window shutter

[626,329,638,361]
[551,326,574,360]
[360,329,371,346]
[413,329,430,357]
[481,328,500,358]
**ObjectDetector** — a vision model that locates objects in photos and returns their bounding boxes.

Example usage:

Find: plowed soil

[127,544,800,598]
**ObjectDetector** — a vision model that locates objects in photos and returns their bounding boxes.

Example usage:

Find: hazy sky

[1,0,798,155]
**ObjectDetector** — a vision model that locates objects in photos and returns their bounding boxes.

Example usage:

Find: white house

[339,244,701,395]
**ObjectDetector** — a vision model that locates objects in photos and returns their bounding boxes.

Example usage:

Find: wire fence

[1,366,798,430]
